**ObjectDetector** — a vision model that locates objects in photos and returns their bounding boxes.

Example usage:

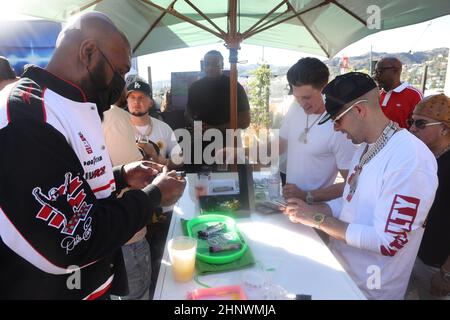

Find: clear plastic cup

[266,283,290,300]
[168,236,197,282]
[241,270,270,300]
[195,172,210,198]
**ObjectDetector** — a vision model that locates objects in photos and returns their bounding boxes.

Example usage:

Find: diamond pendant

[299,130,308,144]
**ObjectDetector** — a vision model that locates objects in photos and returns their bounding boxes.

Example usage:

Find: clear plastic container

[241,270,270,300]
[195,171,211,198]
[268,167,281,200]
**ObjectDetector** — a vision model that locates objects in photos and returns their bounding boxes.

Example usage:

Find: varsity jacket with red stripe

[0,66,160,299]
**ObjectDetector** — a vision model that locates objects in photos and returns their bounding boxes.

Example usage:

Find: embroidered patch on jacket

[32,172,93,236]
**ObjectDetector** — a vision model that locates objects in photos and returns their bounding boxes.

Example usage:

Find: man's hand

[284,199,347,241]
[430,270,450,297]
[284,198,315,227]
[283,183,306,200]
[151,168,186,206]
[122,161,165,189]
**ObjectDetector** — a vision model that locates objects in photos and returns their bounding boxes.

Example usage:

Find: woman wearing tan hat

[408,93,450,299]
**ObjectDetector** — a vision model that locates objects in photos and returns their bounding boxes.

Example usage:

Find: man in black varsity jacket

[0,12,186,299]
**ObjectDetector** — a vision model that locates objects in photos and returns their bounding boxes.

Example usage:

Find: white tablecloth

[153,173,365,300]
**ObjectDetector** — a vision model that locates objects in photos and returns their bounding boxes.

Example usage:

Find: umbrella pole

[229,47,238,131]
[227,0,242,169]
[227,42,240,170]
[228,0,239,132]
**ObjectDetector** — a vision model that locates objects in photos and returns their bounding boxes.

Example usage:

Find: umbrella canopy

[11,0,450,57]
[11,0,450,129]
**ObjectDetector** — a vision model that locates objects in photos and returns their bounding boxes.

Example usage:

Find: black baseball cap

[127,80,152,97]
[318,72,377,125]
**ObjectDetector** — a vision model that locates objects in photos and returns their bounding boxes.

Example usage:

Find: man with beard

[373,57,422,128]
[103,88,143,166]
[102,88,151,300]
[126,78,183,298]
[284,72,438,299]
[127,78,183,170]
[0,12,186,299]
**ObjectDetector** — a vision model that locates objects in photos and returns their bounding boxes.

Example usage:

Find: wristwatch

[306,191,314,205]
[440,267,450,282]
[312,213,326,229]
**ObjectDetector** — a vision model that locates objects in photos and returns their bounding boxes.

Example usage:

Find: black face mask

[87,49,125,116]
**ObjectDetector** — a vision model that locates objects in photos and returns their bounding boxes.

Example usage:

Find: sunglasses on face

[373,67,396,75]
[407,118,443,129]
[331,99,368,125]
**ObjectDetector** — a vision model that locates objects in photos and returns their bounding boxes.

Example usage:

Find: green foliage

[248,63,272,129]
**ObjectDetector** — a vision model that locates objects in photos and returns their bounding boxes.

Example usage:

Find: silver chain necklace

[298,112,324,144]
[347,121,400,201]
[132,116,153,143]
[436,143,450,159]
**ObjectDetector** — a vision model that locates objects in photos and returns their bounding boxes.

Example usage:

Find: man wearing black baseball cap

[127,79,152,97]
[126,78,182,170]
[318,72,377,126]
[119,78,182,300]
[285,72,438,299]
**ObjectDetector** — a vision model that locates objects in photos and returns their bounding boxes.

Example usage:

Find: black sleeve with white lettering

[0,119,156,272]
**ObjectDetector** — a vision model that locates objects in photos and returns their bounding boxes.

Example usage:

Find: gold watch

[312,213,326,229]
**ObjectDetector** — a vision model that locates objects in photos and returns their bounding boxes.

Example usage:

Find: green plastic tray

[186,214,248,264]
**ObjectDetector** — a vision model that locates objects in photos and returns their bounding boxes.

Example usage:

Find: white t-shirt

[102,105,143,166]
[279,103,357,191]
[134,116,182,163]
[328,129,438,300]
[134,116,182,213]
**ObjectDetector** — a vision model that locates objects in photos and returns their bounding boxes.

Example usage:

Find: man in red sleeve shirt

[373,57,423,128]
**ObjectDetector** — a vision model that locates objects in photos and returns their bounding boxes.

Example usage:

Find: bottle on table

[268,166,281,200]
